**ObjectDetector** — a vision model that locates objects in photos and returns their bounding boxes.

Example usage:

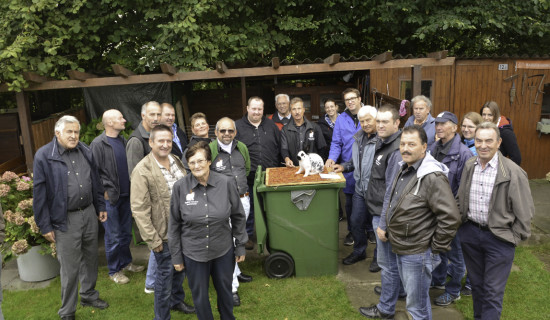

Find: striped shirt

[155,155,185,195]
[468,153,499,225]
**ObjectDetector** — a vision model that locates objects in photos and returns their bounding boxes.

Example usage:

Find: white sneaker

[123,263,145,273]
[144,287,155,294]
[109,271,129,284]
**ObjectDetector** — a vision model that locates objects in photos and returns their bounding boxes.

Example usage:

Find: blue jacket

[33,138,106,234]
[342,131,378,195]
[328,110,361,193]
[462,138,477,156]
[428,134,473,196]
[405,113,436,149]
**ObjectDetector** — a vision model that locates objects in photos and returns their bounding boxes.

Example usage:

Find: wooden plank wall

[31,108,87,151]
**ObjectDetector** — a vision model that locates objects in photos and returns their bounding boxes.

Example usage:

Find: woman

[317,99,340,161]
[168,141,247,320]
[480,101,522,165]
[461,112,483,156]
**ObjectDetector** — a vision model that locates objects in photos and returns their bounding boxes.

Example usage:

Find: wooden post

[216,61,228,74]
[15,92,35,173]
[180,94,191,135]
[241,77,247,115]
[324,54,340,65]
[411,65,422,98]
[271,57,280,69]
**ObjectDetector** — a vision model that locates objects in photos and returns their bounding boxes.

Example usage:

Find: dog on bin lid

[296,151,324,177]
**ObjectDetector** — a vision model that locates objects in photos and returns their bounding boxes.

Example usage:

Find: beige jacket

[130,153,186,250]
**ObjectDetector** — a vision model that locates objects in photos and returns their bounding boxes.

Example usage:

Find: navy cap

[435,111,458,124]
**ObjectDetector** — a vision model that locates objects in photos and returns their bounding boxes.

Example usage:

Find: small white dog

[295,151,324,177]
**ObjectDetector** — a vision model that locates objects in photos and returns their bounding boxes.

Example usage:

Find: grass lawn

[3,252,365,320]
[455,243,550,320]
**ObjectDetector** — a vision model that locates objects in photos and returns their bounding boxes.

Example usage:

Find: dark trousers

[246,181,255,237]
[103,196,133,275]
[153,243,185,320]
[184,248,235,320]
[460,221,515,320]
[344,192,353,232]
[350,192,373,256]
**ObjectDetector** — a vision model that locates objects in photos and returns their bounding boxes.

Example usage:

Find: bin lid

[256,168,346,192]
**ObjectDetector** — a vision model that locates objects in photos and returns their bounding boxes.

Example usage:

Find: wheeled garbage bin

[253,166,346,278]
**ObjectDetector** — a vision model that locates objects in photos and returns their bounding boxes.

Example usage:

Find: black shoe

[367,231,376,244]
[359,305,394,319]
[245,240,254,250]
[237,273,253,283]
[81,298,109,309]
[344,232,354,246]
[343,252,366,265]
[374,285,406,301]
[60,316,75,320]
[171,301,195,314]
[232,292,241,306]
[369,259,381,272]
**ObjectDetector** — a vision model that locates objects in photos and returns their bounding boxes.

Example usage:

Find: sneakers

[367,231,376,244]
[123,262,145,273]
[434,292,460,306]
[430,284,445,290]
[344,232,354,246]
[460,286,472,296]
[109,271,129,284]
[144,287,155,294]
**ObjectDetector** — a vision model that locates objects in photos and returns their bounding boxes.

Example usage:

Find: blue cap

[435,111,458,124]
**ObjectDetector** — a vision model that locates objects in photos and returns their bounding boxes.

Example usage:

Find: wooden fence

[31,108,87,151]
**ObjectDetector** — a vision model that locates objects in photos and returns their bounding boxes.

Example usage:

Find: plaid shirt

[468,153,499,225]
[155,155,185,195]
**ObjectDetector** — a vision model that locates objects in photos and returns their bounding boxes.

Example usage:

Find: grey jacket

[342,130,378,195]
[90,132,127,205]
[456,152,534,245]
[126,122,150,176]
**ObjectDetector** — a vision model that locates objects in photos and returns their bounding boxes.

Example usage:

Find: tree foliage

[1,0,549,91]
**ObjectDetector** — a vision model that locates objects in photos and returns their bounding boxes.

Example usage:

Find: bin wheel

[265,252,294,279]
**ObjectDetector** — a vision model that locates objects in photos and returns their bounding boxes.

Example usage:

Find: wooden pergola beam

[67,70,97,81]
[216,61,228,74]
[324,54,340,65]
[15,92,35,173]
[271,57,280,69]
[427,50,448,60]
[112,64,135,77]
[411,65,422,97]
[373,51,393,63]
[22,72,49,84]
[160,63,177,76]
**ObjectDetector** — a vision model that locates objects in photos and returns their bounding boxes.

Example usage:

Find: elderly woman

[461,112,483,156]
[480,101,521,165]
[168,141,248,320]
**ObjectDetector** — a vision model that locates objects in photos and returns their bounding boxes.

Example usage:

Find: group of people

[30,88,533,320]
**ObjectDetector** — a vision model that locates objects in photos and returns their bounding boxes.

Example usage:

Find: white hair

[411,95,432,110]
[54,115,80,134]
[357,105,377,119]
[275,94,290,103]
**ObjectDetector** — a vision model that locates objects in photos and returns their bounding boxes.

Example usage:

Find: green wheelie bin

[253,166,345,278]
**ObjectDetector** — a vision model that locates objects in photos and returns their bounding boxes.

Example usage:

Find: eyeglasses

[219,129,235,134]
[344,97,358,102]
[188,159,207,167]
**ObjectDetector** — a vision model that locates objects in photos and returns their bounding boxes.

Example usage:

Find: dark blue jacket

[33,138,106,234]
[429,134,473,196]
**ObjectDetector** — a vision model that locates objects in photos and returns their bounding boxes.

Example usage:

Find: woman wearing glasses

[460,112,483,156]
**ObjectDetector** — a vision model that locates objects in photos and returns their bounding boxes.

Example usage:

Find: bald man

[91,110,144,284]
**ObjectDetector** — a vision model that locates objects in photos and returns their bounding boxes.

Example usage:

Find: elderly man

[428,111,473,306]
[268,93,291,130]
[325,88,363,246]
[334,106,378,265]
[404,95,436,148]
[236,96,280,248]
[209,117,254,306]
[457,122,534,319]
[126,101,161,175]
[379,125,461,320]
[33,116,109,320]
[160,103,188,159]
[131,125,195,319]
[281,97,326,167]
[91,110,144,285]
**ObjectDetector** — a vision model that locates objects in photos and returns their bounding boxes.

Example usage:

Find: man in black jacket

[160,103,188,160]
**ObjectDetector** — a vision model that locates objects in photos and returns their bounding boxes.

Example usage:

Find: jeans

[232,196,251,293]
[459,221,515,320]
[153,243,185,320]
[373,216,403,315]
[432,233,466,297]
[103,196,133,275]
[350,192,373,256]
[345,192,353,232]
[146,251,158,289]
[397,248,441,320]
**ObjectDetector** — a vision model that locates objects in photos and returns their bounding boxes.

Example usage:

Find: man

[126,101,162,175]
[33,116,109,320]
[160,103,188,159]
[325,88,362,246]
[379,125,461,320]
[131,125,195,319]
[334,106,378,265]
[404,95,436,148]
[268,93,291,130]
[281,97,326,167]
[235,96,280,248]
[359,105,403,319]
[91,110,144,285]
[457,122,534,319]
[209,117,254,306]
[428,112,473,306]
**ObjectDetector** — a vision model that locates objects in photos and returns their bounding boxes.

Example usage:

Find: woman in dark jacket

[317,99,340,161]
[480,101,521,165]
